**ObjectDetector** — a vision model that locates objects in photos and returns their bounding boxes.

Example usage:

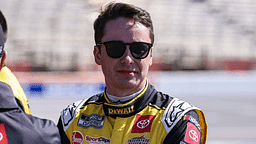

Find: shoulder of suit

[60,93,104,131]
[60,99,86,131]
[161,98,201,133]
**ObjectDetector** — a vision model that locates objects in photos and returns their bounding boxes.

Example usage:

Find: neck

[106,79,148,97]
[106,89,143,103]
[0,50,6,71]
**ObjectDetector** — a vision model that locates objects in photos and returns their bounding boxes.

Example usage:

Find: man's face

[94,17,153,96]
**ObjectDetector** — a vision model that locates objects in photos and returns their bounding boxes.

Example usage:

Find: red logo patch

[0,123,8,144]
[184,122,200,144]
[131,114,155,133]
[72,131,84,144]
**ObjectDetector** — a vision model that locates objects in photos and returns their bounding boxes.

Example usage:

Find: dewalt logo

[108,105,134,115]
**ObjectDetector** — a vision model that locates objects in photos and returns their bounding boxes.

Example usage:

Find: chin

[117,79,141,89]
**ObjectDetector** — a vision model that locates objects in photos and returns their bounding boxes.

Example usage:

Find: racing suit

[0,66,31,114]
[0,66,61,144]
[58,83,207,144]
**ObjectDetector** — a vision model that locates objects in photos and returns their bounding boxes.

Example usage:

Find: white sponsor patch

[85,135,110,143]
[78,114,105,129]
[161,98,198,133]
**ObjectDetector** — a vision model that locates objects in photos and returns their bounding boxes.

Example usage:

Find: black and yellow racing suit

[0,66,31,114]
[0,66,61,143]
[58,82,207,144]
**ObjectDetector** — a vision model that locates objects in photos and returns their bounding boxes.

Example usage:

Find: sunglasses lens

[131,43,150,59]
[105,42,125,58]
[101,41,152,59]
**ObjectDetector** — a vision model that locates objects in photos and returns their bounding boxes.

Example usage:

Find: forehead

[102,17,151,43]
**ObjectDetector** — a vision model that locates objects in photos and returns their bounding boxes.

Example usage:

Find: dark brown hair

[0,10,8,43]
[93,2,154,45]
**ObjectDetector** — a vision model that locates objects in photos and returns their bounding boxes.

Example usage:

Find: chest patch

[78,114,105,129]
[131,114,155,133]
[127,134,150,144]
[72,131,84,144]
[85,136,110,143]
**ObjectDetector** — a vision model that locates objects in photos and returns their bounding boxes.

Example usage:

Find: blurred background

[0,0,256,143]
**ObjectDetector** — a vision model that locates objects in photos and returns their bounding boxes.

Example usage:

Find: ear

[93,46,101,65]
[149,47,153,66]
[0,50,7,71]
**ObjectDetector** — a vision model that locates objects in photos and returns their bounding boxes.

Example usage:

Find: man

[0,10,61,144]
[58,2,207,144]
[0,12,31,115]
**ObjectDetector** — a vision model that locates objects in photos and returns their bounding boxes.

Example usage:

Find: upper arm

[161,98,207,144]
[163,110,202,144]
[57,117,71,144]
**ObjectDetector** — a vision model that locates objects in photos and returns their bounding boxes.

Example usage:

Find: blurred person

[58,2,207,144]
[0,10,61,144]
[0,12,31,115]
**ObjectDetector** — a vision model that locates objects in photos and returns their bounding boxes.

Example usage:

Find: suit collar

[103,83,157,117]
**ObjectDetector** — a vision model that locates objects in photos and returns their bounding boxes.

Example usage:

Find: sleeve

[57,117,71,144]
[28,115,61,144]
[39,118,62,144]
[163,110,203,144]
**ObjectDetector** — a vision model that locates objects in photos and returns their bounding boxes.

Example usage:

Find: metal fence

[1,0,256,71]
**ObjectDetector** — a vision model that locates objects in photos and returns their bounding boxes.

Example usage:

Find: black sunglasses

[97,41,153,59]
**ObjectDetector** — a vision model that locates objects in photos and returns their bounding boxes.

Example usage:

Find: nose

[120,45,134,65]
